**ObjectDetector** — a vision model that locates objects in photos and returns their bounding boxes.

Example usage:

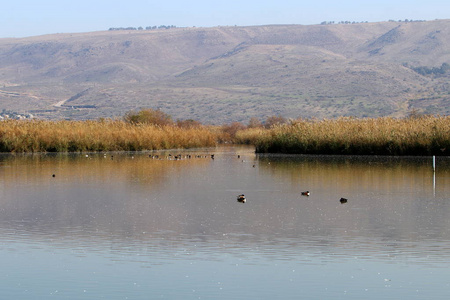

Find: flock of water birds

[301,190,348,203]
[50,152,349,205]
[237,188,348,204]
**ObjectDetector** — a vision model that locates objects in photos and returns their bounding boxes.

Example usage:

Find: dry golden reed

[1,116,449,155]
[0,119,217,152]
[235,116,450,156]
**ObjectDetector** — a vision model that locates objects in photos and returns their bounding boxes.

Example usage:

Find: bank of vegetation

[0,109,448,155]
[0,117,218,153]
[236,115,449,156]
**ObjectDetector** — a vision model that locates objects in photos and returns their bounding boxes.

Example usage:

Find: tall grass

[0,119,218,152]
[1,116,449,155]
[235,116,450,156]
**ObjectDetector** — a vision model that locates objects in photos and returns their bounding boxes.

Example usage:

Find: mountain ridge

[0,20,449,123]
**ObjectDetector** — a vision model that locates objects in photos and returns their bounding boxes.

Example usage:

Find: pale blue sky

[1,0,448,38]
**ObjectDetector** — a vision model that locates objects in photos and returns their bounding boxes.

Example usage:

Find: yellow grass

[1,116,449,155]
[235,116,450,155]
[0,119,218,152]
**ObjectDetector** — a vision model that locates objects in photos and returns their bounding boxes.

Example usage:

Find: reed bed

[0,119,218,152]
[235,116,450,156]
[1,116,449,155]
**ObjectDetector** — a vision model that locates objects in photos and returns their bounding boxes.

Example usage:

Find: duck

[237,194,246,203]
[340,197,348,204]
[301,191,310,196]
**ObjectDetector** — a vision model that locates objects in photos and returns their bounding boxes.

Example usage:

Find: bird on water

[237,194,246,203]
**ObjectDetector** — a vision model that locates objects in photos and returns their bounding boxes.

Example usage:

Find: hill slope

[0,20,449,123]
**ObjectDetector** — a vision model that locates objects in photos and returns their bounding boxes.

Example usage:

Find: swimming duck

[237,194,246,203]
[340,197,348,204]
[301,191,310,196]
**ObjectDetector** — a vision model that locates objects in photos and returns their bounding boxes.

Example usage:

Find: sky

[1,0,448,38]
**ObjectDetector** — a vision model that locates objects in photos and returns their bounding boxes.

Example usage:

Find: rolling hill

[0,20,449,124]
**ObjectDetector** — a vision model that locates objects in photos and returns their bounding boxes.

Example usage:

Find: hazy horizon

[1,0,448,38]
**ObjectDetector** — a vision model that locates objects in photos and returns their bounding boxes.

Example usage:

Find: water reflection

[1,147,450,299]
[1,150,449,256]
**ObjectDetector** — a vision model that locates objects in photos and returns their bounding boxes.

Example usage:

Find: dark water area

[0,146,449,299]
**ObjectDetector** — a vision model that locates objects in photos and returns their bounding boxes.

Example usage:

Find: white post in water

[433,156,436,197]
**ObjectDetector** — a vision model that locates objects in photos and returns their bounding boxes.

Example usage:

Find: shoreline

[0,116,448,156]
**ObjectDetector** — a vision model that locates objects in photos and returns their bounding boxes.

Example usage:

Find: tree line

[406,62,450,76]
[109,25,177,31]
[321,19,427,25]
[124,109,288,128]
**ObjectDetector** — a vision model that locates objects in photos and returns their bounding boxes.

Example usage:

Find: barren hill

[0,20,449,123]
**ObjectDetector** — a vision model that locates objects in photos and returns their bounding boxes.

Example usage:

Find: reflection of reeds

[0,152,212,188]
[236,116,450,155]
[0,120,218,152]
[0,152,216,238]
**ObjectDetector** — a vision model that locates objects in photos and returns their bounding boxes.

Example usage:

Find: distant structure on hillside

[0,110,34,120]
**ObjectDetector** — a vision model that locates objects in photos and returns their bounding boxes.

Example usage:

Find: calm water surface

[0,146,449,299]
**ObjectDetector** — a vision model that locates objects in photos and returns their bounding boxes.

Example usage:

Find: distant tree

[176,119,202,128]
[406,108,424,119]
[124,109,173,126]
[221,122,246,139]
[264,115,287,128]
[411,63,450,76]
[247,117,263,128]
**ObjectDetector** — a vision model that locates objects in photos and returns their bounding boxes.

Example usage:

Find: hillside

[0,20,449,124]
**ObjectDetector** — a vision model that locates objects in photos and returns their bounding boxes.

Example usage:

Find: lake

[0,146,449,299]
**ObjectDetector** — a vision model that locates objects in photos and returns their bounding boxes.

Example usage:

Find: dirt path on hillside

[53,99,67,107]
